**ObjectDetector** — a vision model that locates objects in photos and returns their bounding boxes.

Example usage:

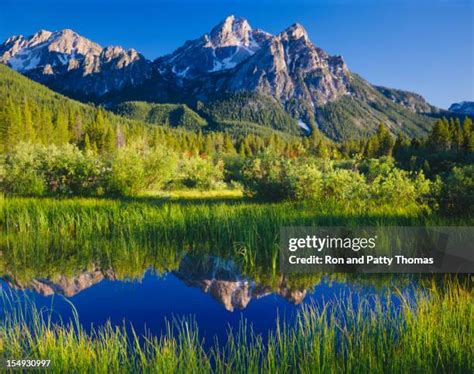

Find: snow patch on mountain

[298,119,311,132]
[449,101,474,116]
[155,15,272,78]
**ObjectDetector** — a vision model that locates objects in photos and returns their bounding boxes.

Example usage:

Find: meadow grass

[2,195,471,284]
[0,278,471,373]
[141,189,244,200]
[2,195,461,258]
[1,196,472,373]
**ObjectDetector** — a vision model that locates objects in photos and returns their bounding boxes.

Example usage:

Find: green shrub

[108,145,146,195]
[2,143,106,196]
[176,156,225,190]
[108,141,179,195]
[440,165,474,216]
[241,154,294,200]
[242,154,433,212]
[2,143,45,196]
[41,144,107,195]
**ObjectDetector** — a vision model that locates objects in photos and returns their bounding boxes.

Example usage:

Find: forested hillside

[112,102,208,130]
[0,65,306,156]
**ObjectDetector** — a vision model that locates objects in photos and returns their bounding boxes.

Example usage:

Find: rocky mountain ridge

[449,101,474,116]
[0,28,151,96]
[0,16,444,139]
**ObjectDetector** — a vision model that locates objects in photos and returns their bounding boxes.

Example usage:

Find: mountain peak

[209,15,253,48]
[0,28,150,93]
[52,29,79,38]
[33,29,53,37]
[28,29,54,46]
[281,23,309,41]
[157,15,272,78]
[449,101,474,115]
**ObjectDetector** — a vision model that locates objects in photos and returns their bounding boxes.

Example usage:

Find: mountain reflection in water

[0,253,413,342]
[3,255,308,312]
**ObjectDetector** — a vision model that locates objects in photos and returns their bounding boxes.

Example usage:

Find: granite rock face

[155,15,272,79]
[374,86,440,113]
[0,29,151,96]
[449,101,474,116]
[0,17,350,106]
[215,22,350,107]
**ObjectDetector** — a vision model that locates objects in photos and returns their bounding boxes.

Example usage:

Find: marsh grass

[0,279,471,373]
[1,196,472,372]
[2,196,470,282]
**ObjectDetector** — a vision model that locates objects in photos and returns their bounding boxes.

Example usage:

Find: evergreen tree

[428,119,451,152]
[38,107,54,145]
[22,98,36,142]
[204,136,214,155]
[462,117,473,152]
[223,134,236,154]
[364,136,380,158]
[315,140,329,158]
[376,123,395,156]
[449,118,463,150]
[2,96,22,150]
[54,111,70,145]
[84,133,92,152]
[71,114,84,144]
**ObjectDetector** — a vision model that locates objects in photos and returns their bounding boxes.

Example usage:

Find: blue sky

[1,0,472,109]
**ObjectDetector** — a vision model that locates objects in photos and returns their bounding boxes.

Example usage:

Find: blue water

[0,269,394,344]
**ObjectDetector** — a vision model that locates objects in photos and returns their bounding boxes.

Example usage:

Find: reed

[0,278,471,373]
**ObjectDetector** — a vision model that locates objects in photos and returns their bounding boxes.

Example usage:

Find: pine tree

[84,133,92,152]
[365,136,380,158]
[223,134,236,154]
[462,117,473,152]
[428,119,450,152]
[86,108,109,151]
[376,123,395,156]
[54,111,70,145]
[449,118,463,150]
[103,126,116,153]
[315,140,329,158]
[9,98,25,147]
[466,132,474,153]
[2,96,22,150]
[22,98,36,142]
[38,107,54,144]
[71,114,84,144]
[204,136,214,155]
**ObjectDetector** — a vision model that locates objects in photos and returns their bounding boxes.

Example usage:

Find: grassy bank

[3,195,469,281]
[0,278,471,373]
[1,196,472,373]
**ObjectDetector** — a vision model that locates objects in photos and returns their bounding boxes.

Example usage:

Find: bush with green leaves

[440,165,474,216]
[2,143,46,196]
[362,158,432,210]
[2,143,106,196]
[2,142,180,196]
[241,154,294,200]
[176,156,225,190]
[242,154,433,212]
[108,141,179,195]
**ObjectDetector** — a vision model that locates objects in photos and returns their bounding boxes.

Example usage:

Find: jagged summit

[449,101,474,116]
[0,28,151,95]
[155,15,272,78]
[0,17,438,140]
[0,28,102,72]
[209,15,253,46]
[281,23,309,41]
